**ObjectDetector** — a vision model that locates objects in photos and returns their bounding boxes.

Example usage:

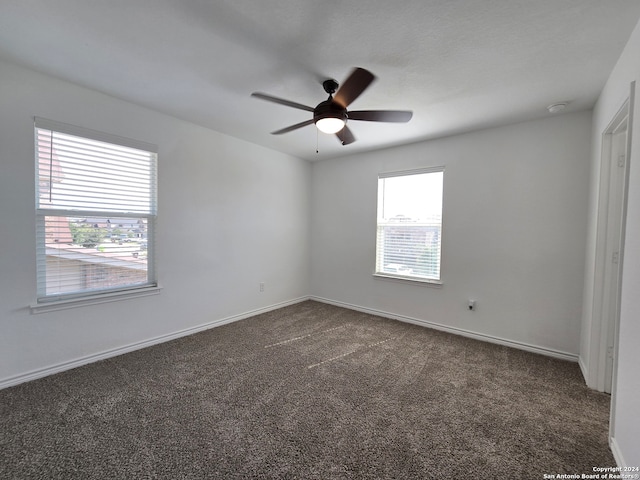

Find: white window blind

[375,168,444,282]
[35,118,157,302]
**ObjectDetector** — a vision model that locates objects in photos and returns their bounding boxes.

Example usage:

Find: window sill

[30,285,162,314]
[373,273,443,287]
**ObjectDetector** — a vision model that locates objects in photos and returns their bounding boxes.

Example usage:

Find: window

[35,118,157,303]
[375,167,444,283]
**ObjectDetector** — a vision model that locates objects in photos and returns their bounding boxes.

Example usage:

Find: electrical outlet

[259,282,265,292]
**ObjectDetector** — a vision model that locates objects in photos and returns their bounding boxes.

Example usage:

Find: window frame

[33,117,159,309]
[374,166,444,286]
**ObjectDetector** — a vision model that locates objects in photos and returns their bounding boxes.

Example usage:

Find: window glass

[376,168,444,282]
[35,118,157,301]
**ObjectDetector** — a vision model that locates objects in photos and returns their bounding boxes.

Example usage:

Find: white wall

[584,17,640,467]
[0,60,311,386]
[311,112,592,357]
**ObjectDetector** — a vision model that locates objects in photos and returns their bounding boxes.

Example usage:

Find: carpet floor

[0,300,614,479]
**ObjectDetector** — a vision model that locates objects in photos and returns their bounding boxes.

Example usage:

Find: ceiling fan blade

[251,92,315,112]
[271,119,314,135]
[333,68,376,109]
[348,110,413,123]
[336,125,356,145]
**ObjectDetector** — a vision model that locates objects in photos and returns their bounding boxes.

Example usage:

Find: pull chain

[316,128,319,154]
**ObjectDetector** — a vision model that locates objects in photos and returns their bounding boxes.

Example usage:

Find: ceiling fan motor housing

[313,99,347,124]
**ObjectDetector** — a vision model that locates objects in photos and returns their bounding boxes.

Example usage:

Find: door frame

[588,85,633,397]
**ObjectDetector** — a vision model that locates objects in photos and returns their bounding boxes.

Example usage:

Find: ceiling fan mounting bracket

[322,79,339,95]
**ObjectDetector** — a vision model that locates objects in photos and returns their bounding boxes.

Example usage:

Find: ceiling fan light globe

[315,117,346,134]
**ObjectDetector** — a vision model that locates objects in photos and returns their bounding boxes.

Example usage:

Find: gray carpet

[0,300,614,479]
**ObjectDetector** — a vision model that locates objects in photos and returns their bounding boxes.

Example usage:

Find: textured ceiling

[1,1,640,161]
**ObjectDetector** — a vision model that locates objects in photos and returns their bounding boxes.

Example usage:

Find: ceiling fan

[251,67,413,145]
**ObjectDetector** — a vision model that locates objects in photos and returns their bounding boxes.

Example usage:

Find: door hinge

[612,251,619,264]
[618,155,626,168]
[607,346,614,359]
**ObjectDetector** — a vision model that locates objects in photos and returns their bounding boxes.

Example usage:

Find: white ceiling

[1,1,640,161]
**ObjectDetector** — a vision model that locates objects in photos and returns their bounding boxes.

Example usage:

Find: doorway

[592,99,631,395]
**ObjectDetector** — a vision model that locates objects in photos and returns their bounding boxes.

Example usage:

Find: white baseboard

[0,296,310,390]
[578,355,589,383]
[310,296,579,362]
[610,437,626,469]
[3,295,579,390]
